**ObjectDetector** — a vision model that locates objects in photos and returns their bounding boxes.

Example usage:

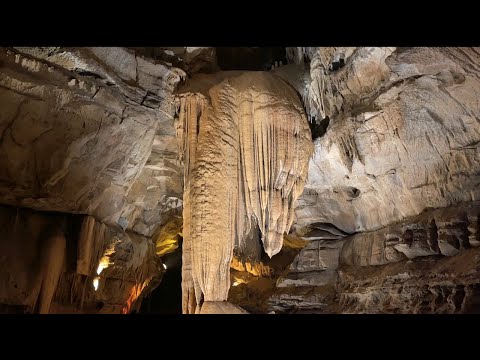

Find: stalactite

[176,72,313,313]
[285,47,361,123]
[286,47,306,65]
[310,49,335,120]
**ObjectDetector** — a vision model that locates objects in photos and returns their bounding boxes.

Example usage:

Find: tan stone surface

[176,72,312,311]
[293,47,480,233]
[0,48,183,237]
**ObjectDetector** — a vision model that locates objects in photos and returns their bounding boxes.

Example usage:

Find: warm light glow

[96,245,116,275]
[231,277,247,287]
[93,277,99,291]
[94,244,117,292]
[122,279,151,314]
[97,262,108,275]
[163,263,167,269]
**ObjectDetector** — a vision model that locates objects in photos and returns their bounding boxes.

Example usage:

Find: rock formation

[2,46,480,314]
[0,47,181,313]
[0,204,162,313]
[286,47,480,234]
[263,47,480,314]
[268,202,480,313]
[175,72,312,313]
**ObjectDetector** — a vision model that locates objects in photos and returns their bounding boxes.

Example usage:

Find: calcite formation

[175,72,312,313]
[233,47,480,314]
[283,47,393,122]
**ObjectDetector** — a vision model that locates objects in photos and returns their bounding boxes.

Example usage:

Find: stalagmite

[37,229,66,314]
[175,72,313,313]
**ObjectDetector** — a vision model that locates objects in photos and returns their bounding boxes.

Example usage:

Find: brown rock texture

[268,202,480,313]
[264,47,480,313]
[337,250,480,314]
[0,47,186,313]
[228,235,306,313]
[0,204,162,313]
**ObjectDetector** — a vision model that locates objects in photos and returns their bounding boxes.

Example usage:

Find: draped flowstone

[175,72,313,313]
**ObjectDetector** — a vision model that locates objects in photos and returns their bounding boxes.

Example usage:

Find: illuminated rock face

[265,47,480,314]
[268,202,480,314]
[0,47,184,238]
[176,72,313,313]
[6,46,480,314]
[282,47,480,234]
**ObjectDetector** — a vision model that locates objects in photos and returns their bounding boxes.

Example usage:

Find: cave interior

[1,46,480,314]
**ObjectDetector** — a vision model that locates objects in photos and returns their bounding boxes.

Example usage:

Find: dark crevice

[139,240,183,314]
[404,229,414,247]
[310,116,330,140]
[64,215,82,273]
[196,109,201,136]
[452,286,465,311]
[74,69,104,80]
[330,57,345,72]
[216,47,287,71]
[451,236,461,250]
[428,219,440,253]
[460,219,471,249]
[477,215,480,245]
[347,187,361,199]
[309,222,352,236]
[234,220,262,265]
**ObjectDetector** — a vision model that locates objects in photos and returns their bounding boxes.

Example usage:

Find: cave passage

[139,243,183,314]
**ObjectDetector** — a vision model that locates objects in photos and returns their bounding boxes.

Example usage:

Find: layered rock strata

[0,47,183,236]
[268,202,480,313]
